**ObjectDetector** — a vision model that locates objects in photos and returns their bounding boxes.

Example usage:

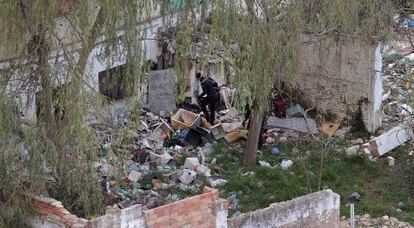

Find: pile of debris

[382,47,414,127]
[91,106,252,210]
[341,214,413,228]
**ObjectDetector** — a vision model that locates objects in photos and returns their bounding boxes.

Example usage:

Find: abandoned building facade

[0,1,383,132]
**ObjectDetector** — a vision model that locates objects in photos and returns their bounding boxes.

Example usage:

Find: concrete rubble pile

[341,214,413,228]
[382,48,414,127]
[91,107,246,211]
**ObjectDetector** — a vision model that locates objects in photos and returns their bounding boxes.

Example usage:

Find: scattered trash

[401,18,414,28]
[232,211,242,218]
[179,169,197,185]
[150,119,173,141]
[396,208,402,213]
[349,192,361,202]
[270,147,280,155]
[279,136,288,142]
[259,161,273,168]
[280,160,293,170]
[386,156,395,167]
[350,138,364,145]
[128,171,143,182]
[286,104,305,117]
[208,178,227,188]
[195,165,211,177]
[184,157,200,170]
[265,136,276,144]
[401,104,413,116]
[346,145,360,156]
[152,179,163,190]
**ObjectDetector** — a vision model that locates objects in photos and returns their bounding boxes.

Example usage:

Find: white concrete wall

[228,190,341,228]
[1,14,173,120]
[369,44,383,132]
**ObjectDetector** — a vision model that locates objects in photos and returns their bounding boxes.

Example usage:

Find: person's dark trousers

[208,98,218,124]
[199,97,218,125]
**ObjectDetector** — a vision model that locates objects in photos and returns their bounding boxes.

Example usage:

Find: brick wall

[228,190,340,228]
[28,189,341,228]
[144,187,228,228]
[29,196,88,228]
[29,187,228,228]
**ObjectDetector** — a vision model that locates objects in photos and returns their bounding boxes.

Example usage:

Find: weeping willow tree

[171,0,396,165]
[0,0,155,225]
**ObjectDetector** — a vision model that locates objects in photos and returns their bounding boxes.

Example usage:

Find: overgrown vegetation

[210,141,414,223]
[349,99,370,138]
[0,0,408,225]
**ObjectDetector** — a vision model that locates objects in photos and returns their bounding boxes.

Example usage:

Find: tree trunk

[37,28,57,139]
[243,106,264,166]
[76,7,106,77]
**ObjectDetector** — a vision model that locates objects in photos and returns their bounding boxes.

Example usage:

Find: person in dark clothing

[196,72,220,124]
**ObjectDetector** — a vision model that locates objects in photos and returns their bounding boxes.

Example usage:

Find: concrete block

[210,123,226,140]
[179,169,196,184]
[148,69,176,116]
[184,157,200,170]
[369,126,413,157]
[387,156,395,167]
[196,164,211,177]
[346,145,360,156]
[265,116,318,134]
[128,171,143,182]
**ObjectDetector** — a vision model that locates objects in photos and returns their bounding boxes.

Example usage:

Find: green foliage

[172,0,395,113]
[210,142,414,223]
[350,99,370,138]
[0,0,405,223]
[0,0,155,222]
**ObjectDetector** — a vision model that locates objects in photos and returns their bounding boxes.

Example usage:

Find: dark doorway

[98,65,127,101]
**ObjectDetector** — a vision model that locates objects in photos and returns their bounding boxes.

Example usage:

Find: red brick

[199,192,215,200]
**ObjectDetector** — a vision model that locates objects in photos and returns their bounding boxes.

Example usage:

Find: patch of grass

[209,141,414,223]
[164,185,196,197]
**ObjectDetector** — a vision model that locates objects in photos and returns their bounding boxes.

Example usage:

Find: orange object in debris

[224,130,249,143]
[403,80,410,89]
[163,132,169,140]
[202,117,212,129]
[321,122,341,138]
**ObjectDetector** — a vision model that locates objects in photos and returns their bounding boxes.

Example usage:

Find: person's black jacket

[199,77,219,100]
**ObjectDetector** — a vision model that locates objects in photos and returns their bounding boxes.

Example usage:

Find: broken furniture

[150,119,173,141]
[171,109,202,129]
